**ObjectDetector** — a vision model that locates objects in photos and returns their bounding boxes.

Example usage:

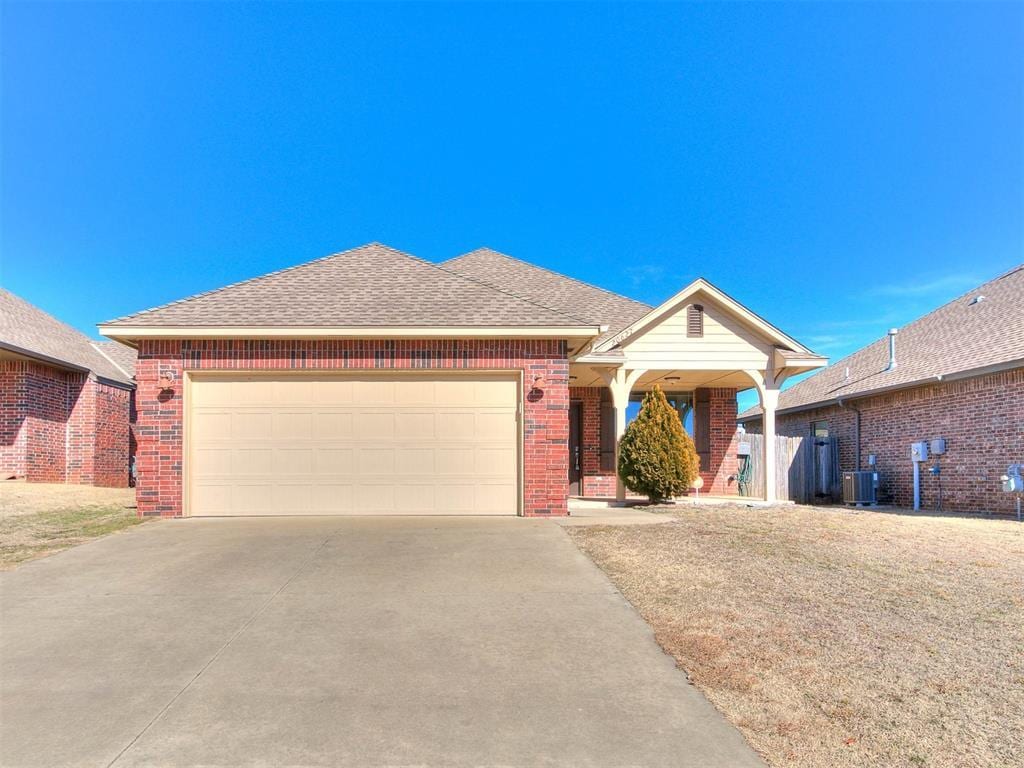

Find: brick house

[98,243,824,518]
[739,265,1024,515]
[1,289,136,487]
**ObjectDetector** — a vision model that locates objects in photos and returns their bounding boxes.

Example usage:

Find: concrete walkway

[0,517,762,767]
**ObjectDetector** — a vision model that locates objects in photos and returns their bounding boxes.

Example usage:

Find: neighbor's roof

[0,289,134,385]
[738,264,1024,421]
[102,243,595,330]
[442,248,651,344]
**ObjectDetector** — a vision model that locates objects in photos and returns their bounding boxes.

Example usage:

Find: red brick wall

[93,382,132,487]
[0,359,132,486]
[571,386,617,497]
[135,339,570,517]
[698,387,740,496]
[0,363,28,478]
[754,368,1024,514]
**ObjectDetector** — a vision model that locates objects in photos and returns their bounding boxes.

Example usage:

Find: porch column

[746,368,784,503]
[760,386,780,503]
[600,367,647,502]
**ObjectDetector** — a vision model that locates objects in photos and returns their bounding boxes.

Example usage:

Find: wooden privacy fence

[740,434,840,504]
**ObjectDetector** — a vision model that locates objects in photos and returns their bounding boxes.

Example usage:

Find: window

[694,388,710,468]
[811,420,829,438]
[687,304,704,337]
[600,389,616,472]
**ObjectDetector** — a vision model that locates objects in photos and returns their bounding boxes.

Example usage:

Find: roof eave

[98,324,606,342]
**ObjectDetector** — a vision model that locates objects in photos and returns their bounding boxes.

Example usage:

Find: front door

[569,401,583,495]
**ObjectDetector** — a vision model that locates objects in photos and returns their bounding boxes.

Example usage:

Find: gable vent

[687,304,704,338]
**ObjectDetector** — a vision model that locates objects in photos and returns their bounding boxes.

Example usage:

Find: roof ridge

[102,242,420,325]
[429,256,596,327]
[104,242,598,329]
[447,247,652,310]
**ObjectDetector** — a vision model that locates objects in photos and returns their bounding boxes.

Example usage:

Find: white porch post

[746,369,784,504]
[601,367,647,502]
[760,386,780,503]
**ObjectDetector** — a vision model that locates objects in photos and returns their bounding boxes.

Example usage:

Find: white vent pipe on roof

[886,328,899,372]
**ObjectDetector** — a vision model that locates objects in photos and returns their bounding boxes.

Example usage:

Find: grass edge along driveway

[0,483,148,569]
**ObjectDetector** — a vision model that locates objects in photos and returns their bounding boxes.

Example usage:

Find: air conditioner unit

[843,471,877,505]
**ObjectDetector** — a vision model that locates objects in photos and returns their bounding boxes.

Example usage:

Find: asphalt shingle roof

[103,243,594,329]
[738,265,1024,419]
[442,248,651,343]
[92,341,137,379]
[0,289,134,385]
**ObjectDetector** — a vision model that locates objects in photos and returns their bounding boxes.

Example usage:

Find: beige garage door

[187,374,519,516]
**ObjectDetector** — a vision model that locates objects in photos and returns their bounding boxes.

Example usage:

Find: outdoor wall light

[158,369,177,391]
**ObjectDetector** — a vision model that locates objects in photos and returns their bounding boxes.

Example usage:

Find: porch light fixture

[158,369,176,391]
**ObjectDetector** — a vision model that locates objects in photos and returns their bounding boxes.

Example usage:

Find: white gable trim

[592,278,814,355]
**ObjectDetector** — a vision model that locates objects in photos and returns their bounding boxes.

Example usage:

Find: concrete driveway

[0,517,761,767]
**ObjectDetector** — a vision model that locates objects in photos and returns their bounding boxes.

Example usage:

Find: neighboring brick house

[98,243,824,518]
[0,289,136,487]
[739,265,1024,515]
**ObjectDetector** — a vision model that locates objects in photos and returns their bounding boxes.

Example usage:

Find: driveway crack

[105,535,333,768]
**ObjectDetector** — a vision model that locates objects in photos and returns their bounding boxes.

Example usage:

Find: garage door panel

[311,379,354,405]
[314,448,355,475]
[475,447,515,476]
[436,448,474,476]
[192,484,231,515]
[395,448,434,475]
[234,484,276,515]
[189,375,519,516]
[358,448,395,475]
[394,485,435,512]
[193,412,231,441]
[475,483,517,515]
[272,379,314,404]
[477,412,517,441]
[238,448,275,475]
[438,412,476,440]
[312,484,353,513]
[272,483,312,514]
[351,379,394,404]
[235,412,273,440]
[394,412,436,439]
[355,484,395,511]
[273,412,313,440]
[356,412,395,440]
[313,412,353,439]
[275,448,314,475]
[193,447,232,476]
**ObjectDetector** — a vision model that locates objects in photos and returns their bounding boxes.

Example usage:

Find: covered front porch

[564,279,826,504]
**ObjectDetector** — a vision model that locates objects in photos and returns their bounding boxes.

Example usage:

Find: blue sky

[3,2,1022,410]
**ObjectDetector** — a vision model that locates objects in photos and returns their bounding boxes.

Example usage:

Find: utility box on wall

[930,438,947,456]
[911,441,929,462]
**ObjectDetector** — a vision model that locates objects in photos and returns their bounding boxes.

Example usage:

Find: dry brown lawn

[567,504,1024,768]
[0,481,147,569]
